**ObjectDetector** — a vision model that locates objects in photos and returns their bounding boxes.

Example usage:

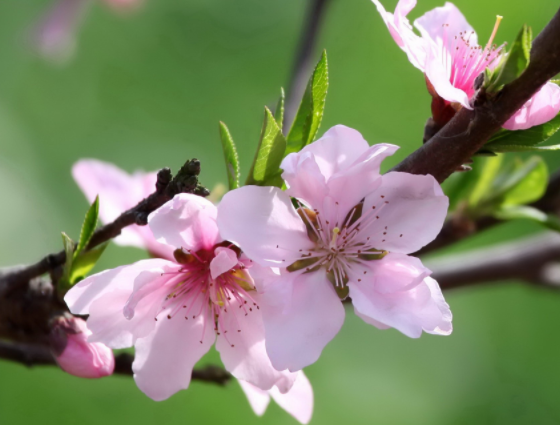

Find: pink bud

[50,316,115,379]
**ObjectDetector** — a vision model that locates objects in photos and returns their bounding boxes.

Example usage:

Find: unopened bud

[50,316,115,379]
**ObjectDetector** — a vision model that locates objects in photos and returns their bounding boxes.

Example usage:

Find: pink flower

[65,194,298,401]
[72,159,174,260]
[371,0,560,130]
[50,316,115,378]
[218,125,452,371]
[239,371,314,424]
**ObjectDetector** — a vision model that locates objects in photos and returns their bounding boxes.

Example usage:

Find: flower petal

[218,186,314,267]
[238,380,271,416]
[210,247,239,280]
[64,259,172,315]
[148,193,219,251]
[370,0,427,70]
[414,2,476,49]
[349,271,452,338]
[270,371,314,424]
[132,311,215,401]
[262,271,345,371]
[503,82,560,130]
[363,172,448,254]
[282,125,398,211]
[354,252,432,294]
[216,294,296,391]
[424,47,471,108]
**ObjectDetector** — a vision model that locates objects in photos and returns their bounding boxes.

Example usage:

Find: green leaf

[274,88,285,130]
[468,155,504,207]
[500,156,548,206]
[75,196,99,258]
[285,50,329,155]
[487,24,532,92]
[218,121,240,190]
[485,113,560,153]
[60,232,75,288]
[69,242,108,284]
[246,106,287,187]
[494,205,560,232]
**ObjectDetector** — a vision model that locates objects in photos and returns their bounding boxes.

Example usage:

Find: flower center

[287,201,389,299]
[153,245,258,347]
[443,15,504,99]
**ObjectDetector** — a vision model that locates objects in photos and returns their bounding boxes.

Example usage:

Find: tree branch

[418,170,560,256]
[393,7,560,183]
[427,232,560,290]
[284,0,331,131]
[0,159,208,294]
[0,341,231,385]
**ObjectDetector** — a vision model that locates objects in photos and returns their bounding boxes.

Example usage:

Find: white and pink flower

[371,0,560,130]
[64,194,298,401]
[218,125,452,372]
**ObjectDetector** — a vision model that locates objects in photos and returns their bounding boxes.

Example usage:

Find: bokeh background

[1,0,560,423]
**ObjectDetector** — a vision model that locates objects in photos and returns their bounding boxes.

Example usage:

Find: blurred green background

[1,0,560,424]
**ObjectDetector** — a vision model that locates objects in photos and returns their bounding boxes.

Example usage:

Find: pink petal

[86,287,162,349]
[64,258,172,315]
[269,371,314,424]
[414,2,476,49]
[54,318,115,379]
[210,247,239,280]
[132,312,215,401]
[282,125,398,211]
[217,186,314,267]
[148,193,220,251]
[424,47,471,108]
[262,271,345,371]
[349,269,452,338]
[370,0,427,70]
[282,125,370,184]
[215,294,296,391]
[238,380,271,416]
[280,151,328,209]
[422,277,453,335]
[363,172,448,254]
[355,252,432,294]
[503,82,560,130]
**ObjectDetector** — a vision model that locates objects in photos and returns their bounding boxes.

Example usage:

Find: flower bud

[50,316,115,379]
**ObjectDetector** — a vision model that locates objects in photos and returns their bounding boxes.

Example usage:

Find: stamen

[485,15,503,51]
[330,227,340,249]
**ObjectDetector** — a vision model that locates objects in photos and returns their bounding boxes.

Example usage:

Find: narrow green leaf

[246,107,287,187]
[275,88,285,130]
[70,242,108,284]
[60,232,75,288]
[285,50,329,155]
[494,205,560,232]
[218,121,240,190]
[75,196,99,258]
[487,24,532,92]
[485,113,560,152]
[500,157,548,206]
[468,155,503,207]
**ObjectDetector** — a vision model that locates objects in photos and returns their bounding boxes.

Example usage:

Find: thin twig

[0,159,208,294]
[418,170,560,256]
[284,0,331,132]
[427,232,560,290]
[0,341,231,385]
